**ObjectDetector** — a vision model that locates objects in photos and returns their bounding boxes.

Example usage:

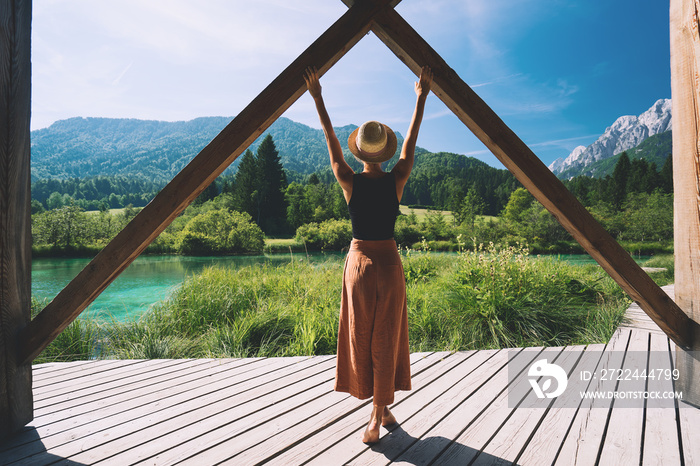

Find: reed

[31,298,103,363]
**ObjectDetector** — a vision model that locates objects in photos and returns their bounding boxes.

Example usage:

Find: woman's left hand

[304,66,323,99]
[415,66,433,97]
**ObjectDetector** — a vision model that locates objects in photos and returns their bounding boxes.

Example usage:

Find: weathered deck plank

[643,334,682,466]
[0,359,260,463]
[470,347,585,465]
[32,357,275,426]
[680,397,700,464]
[386,348,540,466]
[597,328,649,464]
[32,359,141,388]
[1,290,696,465]
[34,356,333,464]
[0,357,303,463]
[34,359,194,406]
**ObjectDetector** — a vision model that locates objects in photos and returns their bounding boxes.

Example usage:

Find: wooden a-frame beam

[16,0,401,365]
[368,7,697,349]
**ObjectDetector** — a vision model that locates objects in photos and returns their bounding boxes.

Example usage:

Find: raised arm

[304,67,354,202]
[392,66,432,200]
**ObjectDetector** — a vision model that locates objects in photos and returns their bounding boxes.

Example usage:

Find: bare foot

[382,406,397,426]
[362,422,380,444]
[362,406,383,444]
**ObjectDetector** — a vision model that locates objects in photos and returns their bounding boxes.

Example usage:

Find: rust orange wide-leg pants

[335,238,411,406]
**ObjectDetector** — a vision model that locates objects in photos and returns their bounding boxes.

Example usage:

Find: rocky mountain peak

[548,98,672,176]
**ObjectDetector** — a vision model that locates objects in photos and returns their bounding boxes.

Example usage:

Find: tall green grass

[33,244,634,362]
[406,243,629,350]
[641,254,674,286]
[107,260,343,359]
[31,298,103,363]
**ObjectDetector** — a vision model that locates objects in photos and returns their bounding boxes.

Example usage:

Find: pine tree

[660,155,673,193]
[456,187,486,228]
[285,182,312,229]
[255,134,288,234]
[232,149,258,218]
[609,152,631,209]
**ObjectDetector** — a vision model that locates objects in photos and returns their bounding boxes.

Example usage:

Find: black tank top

[348,172,399,240]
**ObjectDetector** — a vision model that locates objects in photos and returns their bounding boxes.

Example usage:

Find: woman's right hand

[304,66,322,99]
[415,66,433,97]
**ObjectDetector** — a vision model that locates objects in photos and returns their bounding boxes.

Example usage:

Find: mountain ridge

[549,99,672,178]
[30,116,514,215]
[31,116,372,182]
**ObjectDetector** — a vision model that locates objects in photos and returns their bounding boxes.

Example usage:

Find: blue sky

[31,0,670,168]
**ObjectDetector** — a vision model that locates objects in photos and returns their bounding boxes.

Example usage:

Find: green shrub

[106,260,343,358]
[295,222,322,248]
[110,324,198,359]
[401,244,453,284]
[395,221,423,248]
[176,210,264,255]
[296,219,352,250]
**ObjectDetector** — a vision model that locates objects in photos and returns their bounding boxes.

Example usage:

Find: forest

[30,133,674,257]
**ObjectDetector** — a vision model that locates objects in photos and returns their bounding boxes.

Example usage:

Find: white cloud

[111,62,133,86]
[470,74,524,89]
[528,134,599,150]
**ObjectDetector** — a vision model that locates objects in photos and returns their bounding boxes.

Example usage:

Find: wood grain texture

[670,0,700,408]
[17,0,401,366]
[0,0,33,437]
[370,7,697,350]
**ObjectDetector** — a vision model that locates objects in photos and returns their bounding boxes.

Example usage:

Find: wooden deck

[2,286,698,465]
[619,284,675,335]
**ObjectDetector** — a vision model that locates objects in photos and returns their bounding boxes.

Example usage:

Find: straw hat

[348,120,397,164]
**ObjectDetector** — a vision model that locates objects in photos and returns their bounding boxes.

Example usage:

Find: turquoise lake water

[31,253,340,322]
[31,253,649,323]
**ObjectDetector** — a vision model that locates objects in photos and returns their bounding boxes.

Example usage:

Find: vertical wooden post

[0,0,33,436]
[670,0,700,408]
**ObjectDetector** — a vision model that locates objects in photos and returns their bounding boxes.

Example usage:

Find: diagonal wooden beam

[369,7,697,349]
[17,0,401,366]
